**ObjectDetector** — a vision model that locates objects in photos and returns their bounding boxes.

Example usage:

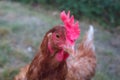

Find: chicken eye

[56,34,60,38]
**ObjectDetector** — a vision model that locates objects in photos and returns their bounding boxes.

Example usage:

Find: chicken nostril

[56,34,60,38]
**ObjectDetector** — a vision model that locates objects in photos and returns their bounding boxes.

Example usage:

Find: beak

[63,44,75,55]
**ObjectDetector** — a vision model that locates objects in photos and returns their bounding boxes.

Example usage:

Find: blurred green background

[13,0,120,30]
[0,0,120,80]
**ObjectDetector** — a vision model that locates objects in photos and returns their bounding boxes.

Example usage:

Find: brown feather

[66,26,96,80]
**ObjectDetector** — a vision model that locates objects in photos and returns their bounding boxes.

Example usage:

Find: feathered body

[66,26,96,80]
[26,51,67,80]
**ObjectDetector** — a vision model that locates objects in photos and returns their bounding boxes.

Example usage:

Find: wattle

[55,50,69,62]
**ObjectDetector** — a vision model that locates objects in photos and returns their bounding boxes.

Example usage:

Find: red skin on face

[55,50,69,62]
[48,29,69,62]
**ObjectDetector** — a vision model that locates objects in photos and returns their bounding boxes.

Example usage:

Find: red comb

[60,11,80,45]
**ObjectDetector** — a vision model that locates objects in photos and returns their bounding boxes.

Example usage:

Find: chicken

[14,11,96,80]
[15,26,96,80]
[14,25,76,80]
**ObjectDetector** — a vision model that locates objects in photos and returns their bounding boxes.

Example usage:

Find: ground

[0,1,120,80]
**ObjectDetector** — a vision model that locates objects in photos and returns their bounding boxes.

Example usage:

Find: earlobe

[47,33,52,38]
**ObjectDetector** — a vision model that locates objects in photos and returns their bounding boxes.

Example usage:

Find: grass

[0,40,30,79]
[0,43,10,67]
[10,24,24,33]
[0,20,8,26]
[0,53,8,67]
[0,68,19,80]
[12,50,30,62]
[93,72,110,80]
[104,50,113,56]
[0,27,10,38]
